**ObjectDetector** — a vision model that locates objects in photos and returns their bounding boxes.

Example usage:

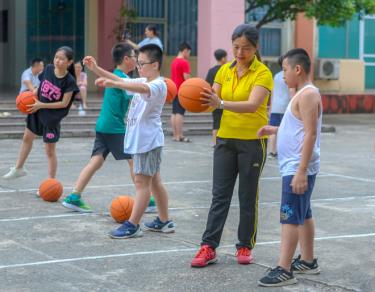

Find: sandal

[178,137,191,142]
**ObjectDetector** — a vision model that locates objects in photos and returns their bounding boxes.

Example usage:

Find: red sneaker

[236,247,253,265]
[191,245,217,267]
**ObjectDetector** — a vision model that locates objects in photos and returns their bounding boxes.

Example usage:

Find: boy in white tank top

[257,48,322,287]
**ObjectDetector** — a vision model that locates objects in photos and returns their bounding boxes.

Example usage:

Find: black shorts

[92,132,132,160]
[212,109,223,130]
[26,113,60,143]
[172,96,186,115]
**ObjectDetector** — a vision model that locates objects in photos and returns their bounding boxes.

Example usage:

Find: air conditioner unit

[316,59,340,80]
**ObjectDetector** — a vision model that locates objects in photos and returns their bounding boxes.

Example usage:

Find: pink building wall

[98,0,123,70]
[294,13,316,77]
[197,0,245,78]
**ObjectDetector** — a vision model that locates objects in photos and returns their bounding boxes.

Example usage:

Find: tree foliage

[112,5,138,42]
[246,0,375,28]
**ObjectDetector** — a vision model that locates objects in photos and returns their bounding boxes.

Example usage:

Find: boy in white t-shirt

[85,44,175,239]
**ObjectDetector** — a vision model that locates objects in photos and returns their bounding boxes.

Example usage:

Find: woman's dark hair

[146,24,158,37]
[56,46,76,80]
[231,24,261,61]
[278,55,284,67]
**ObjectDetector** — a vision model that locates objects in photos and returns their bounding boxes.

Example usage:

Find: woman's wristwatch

[219,100,224,109]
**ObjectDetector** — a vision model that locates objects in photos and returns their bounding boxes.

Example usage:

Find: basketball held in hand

[16,91,37,114]
[178,78,211,113]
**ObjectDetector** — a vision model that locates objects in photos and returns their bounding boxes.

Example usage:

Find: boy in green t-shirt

[62,43,137,212]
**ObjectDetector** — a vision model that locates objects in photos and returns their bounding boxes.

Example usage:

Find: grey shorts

[133,147,162,176]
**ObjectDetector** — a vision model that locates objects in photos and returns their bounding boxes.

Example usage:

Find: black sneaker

[292,255,321,274]
[267,152,278,159]
[258,266,298,287]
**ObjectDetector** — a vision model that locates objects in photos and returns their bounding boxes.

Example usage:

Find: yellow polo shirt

[214,56,273,139]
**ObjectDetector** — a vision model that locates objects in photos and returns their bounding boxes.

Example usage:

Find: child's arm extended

[95,77,151,95]
[83,56,123,83]
[27,91,74,113]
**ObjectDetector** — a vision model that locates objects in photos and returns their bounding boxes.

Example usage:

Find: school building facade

[1,0,374,112]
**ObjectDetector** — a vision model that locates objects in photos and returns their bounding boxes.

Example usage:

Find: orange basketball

[39,178,63,202]
[16,91,37,114]
[110,195,134,223]
[164,78,177,103]
[178,78,212,113]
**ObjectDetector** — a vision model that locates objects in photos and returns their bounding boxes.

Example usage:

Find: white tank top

[277,84,322,176]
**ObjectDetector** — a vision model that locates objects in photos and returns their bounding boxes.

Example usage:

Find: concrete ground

[0,114,374,292]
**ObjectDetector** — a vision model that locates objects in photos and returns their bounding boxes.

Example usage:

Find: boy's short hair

[178,41,191,52]
[139,44,163,70]
[31,58,43,66]
[283,48,311,74]
[111,42,134,65]
[214,49,227,61]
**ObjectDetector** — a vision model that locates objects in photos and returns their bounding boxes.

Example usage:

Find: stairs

[0,94,213,139]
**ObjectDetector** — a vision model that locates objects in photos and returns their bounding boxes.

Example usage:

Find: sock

[71,189,81,195]
[70,190,82,199]
[149,195,156,206]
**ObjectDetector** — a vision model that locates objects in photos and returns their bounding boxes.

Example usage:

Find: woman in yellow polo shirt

[191,24,273,268]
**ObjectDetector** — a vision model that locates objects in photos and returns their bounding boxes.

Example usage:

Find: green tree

[246,0,375,29]
[112,4,138,42]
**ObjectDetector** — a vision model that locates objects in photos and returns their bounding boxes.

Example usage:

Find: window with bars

[245,4,282,57]
[126,0,197,56]
[26,0,84,64]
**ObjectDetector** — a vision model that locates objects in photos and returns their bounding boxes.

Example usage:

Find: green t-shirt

[95,69,132,134]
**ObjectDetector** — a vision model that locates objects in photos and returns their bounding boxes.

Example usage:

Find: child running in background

[3,46,79,180]
[85,44,175,238]
[62,43,136,212]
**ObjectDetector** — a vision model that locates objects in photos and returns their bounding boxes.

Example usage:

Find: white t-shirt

[20,67,40,93]
[270,71,290,114]
[123,77,167,154]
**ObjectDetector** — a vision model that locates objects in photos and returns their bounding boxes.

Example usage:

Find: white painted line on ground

[321,173,375,183]
[0,213,91,222]
[0,232,374,270]
[1,194,375,223]
[0,174,336,194]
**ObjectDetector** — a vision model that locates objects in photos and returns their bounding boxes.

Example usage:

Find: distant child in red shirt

[170,42,191,142]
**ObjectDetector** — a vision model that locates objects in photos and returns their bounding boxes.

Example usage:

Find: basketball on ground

[178,78,211,113]
[110,195,134,223]
[39,178,63,202]
[164,78,177,103]
[16,91,37,114]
